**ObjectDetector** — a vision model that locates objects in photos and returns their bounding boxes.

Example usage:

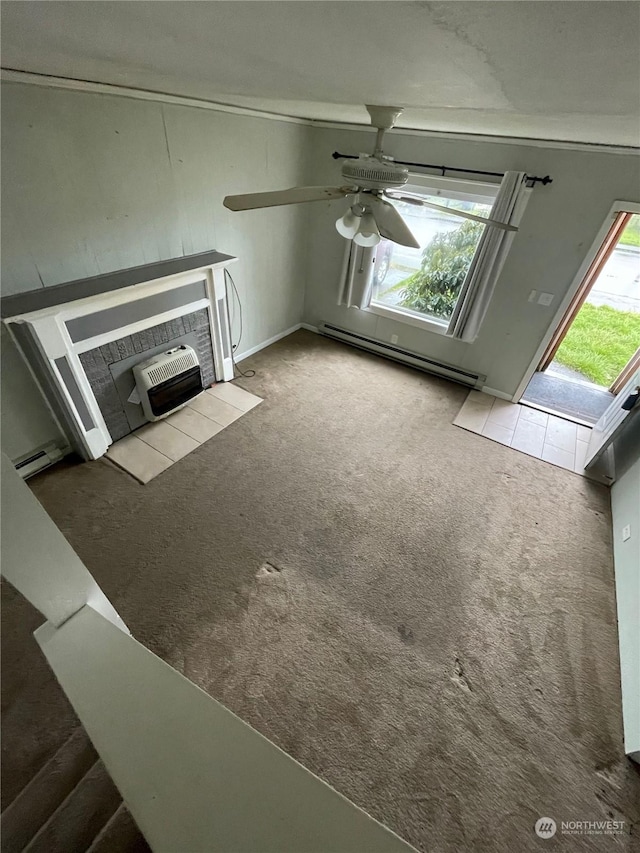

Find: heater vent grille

[146,351,198,386]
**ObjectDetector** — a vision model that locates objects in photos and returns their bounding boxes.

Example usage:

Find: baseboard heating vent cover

[14,442,67,479]
[319,323,484,388]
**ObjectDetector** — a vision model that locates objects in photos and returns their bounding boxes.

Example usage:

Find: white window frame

[366,174,500,333]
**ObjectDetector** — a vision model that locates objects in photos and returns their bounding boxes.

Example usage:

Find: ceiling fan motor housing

[341,156,409,190]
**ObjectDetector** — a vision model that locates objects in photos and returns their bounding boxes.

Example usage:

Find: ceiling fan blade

[385,193,518,233]
[224,186,353,211]
[367,195,420,248]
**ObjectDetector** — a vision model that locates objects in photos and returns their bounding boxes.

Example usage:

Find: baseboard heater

[319,323,485,389]
[14,442,68,479]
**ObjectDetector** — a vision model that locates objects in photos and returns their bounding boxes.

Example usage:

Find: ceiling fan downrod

[365,104,404,157]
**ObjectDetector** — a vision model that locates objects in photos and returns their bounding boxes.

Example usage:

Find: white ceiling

[2,1,639,146]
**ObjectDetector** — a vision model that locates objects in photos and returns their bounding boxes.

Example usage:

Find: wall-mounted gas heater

[133,345,203,422]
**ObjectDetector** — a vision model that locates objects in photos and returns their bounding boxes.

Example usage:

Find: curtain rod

[331,152,553,187]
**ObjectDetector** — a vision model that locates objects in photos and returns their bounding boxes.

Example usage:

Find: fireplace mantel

[3,252,238,462]
[1,250,236,318]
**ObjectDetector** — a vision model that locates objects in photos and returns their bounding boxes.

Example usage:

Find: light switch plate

[622,524,631,541]
[391,334,398,344]
[538,292,554,306]
[528,290,538,302]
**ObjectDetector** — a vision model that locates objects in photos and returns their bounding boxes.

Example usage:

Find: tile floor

[105,383,262,484]
[453,390,594,477]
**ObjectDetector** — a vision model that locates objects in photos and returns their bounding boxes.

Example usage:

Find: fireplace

[1,251,238,461]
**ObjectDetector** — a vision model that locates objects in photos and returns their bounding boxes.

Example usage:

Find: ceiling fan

[223,105,517,249]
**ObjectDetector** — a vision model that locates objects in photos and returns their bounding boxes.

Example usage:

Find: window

[370,176,499,329]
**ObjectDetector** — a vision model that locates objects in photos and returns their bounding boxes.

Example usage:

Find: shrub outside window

[371,177,498,326]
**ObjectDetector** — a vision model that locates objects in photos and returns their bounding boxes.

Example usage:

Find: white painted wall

[0,324,64,461]
[610,418,640,759]
[1,82,312,461]
[303,126,640,397]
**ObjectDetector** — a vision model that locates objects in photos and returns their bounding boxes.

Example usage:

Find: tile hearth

[105,383,262,483]
[453,390,596,478]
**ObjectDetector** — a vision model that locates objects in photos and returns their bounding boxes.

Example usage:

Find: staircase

[1,726,150,853]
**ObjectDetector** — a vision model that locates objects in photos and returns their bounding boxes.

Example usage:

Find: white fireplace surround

[3,255,237,461]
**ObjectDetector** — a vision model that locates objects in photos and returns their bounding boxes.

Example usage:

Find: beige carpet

[5,330,639,851]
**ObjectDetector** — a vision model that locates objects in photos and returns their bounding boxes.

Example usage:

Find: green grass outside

[554,302,640,386]
[620,230,640,248]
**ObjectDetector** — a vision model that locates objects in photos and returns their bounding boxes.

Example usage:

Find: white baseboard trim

[300,323,319,333]
[234,324,303,363]
[481,386,513,401]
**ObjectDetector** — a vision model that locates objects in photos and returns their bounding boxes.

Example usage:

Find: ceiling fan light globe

[353,213,381,247]
[353,231,381,247]
[336,209,361,239]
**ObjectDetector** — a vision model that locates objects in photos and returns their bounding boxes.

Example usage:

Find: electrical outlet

[622,524,631,542]
[528,290,538,302]
[391,334,398,344]
[538,292,554,306]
